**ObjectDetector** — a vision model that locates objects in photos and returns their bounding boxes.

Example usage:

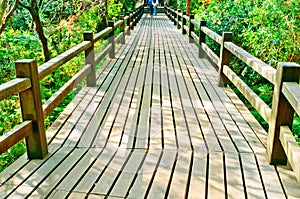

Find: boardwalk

[1,13,300,198]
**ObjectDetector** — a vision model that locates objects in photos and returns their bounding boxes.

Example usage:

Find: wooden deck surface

[1,13,300,198]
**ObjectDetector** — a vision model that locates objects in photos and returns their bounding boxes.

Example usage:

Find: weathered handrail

[94,27,113,43]
[165,5,300,181]
[0,78,31,101]
[282,82,300,117]
[38,41,92,80]
[0,4,144,158]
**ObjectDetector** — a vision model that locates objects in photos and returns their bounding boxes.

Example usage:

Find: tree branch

[0,0,20,35]
[19,1,30,10]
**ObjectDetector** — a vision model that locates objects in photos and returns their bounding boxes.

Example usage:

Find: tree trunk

[29,6,50,61]
[0,0,19,36]
[105,0,108,25]
[186,0,190,15]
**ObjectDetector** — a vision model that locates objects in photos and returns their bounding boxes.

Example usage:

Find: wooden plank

[109,149,147,197]
[188,152,207,199]
[91,148,131,195]
[68,192,87,198]
[168,151,192,198]
[127,150,162,198]
[72,146,118,193]
[146,150,177,198]
[224,87,267,149]
[79,28,142,148]
[24,149,85,198]
[135,26,153,149]
[55,86,99,147]
[43,64,92,118]
[46,149,104,198]
[280,126,300,182]
[201,26,222,44]
[38,41,92,80]
[223,65,271,123]
[167,61,192,151]
[0,154,28,185]
[224,42,276,84]
[277,165,300,198]
[0,121,32,154]
[224,152,245,199]
[160,44,177,150]
[127,29,150,149]
[94,27,113,43]
[5,147,73,198]
[282,82,300,117]
[149,61,163,150]
[185,39,257,153]
[0,78,30,101]
[256,153,286,198]
[207,152,225,199]
[46,85,91,145]
[240,153,265,198]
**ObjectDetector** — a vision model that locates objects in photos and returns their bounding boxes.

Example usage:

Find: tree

[104,0,108,25]
[19,0,50,61]
[0,0,19,35]
[186,0,190,14]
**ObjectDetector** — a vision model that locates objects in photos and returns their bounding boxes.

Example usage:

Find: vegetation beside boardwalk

[0,0,138,172]
[172,0,300,142]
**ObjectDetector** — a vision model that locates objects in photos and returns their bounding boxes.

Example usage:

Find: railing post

[132,10,136,27]
[83,31,96,87]
[267,62,300,165]
[182,12,187,35]
[15,59,48,159]
[120,15,125,44]
[108,20,115,59]
[173,9,176,24]
[189,14,194,43]
[218,32,232,87]
[174,9,178,26]
[126,12,131,36]
[130,13,134,30]
[177,10,181,29]
[199,20,207,58]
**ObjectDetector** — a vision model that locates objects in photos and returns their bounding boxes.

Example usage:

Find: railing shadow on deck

[0,5,144,159]
[164,6,300,182]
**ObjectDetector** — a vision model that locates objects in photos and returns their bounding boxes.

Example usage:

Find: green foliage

[293,115,300,144]
[178,0,300,139]
[0,29,43,83]
[190,0,299,66]
[0,141,26,172]
[0,0,138,172]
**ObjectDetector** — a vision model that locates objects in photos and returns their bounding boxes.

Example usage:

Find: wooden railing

[0,5,144,159]
[165,6,300,181]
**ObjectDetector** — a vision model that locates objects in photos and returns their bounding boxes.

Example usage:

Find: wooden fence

[164,6,300,182]
[0,5,144,159]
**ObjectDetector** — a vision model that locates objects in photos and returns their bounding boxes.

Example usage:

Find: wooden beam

[84,31,96,87]
[267,62,300,165]
[218,32,232,87]
[15,59,48,159]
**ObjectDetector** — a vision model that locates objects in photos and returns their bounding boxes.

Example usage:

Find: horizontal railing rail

[165,5,300,181]
[0,4,144,159]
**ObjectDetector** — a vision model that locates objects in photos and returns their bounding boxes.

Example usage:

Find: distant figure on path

[152,0,158,15]
[148,0,153,15]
